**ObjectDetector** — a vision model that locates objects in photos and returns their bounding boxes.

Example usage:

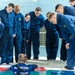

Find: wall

[0,0,69,18]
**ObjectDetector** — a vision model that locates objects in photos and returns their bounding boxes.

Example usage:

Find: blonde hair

[18,54,27,62]
[48,13,55,19]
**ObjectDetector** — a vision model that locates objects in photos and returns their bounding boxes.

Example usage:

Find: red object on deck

[0,67,8,71]
[34,67,46,71]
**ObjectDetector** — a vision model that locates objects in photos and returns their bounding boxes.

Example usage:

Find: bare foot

[74,66,75,72]
[61,67,69,70]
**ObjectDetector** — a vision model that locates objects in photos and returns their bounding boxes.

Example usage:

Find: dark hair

[35,7,41,11]
[55,4,63,11]
[25,14,30,17]
[46,12,51,16]
[48,13,55,19]
[8,3,14,8]
[69,0,75,2]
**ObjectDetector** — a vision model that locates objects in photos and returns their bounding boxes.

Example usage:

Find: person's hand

[74,66,75,73]
[60,38,63,41]
[26,40,29,42]
[13,34,16,38]
[65,43,70,49]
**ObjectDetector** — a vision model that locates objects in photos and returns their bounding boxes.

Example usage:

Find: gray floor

[26,60,66,69]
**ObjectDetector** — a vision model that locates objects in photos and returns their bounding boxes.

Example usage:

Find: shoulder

[29,11,34,14]
[29,11,34,16]
[65,6,75,10]
[0,9,5,14]
[10,65,15,70]
[64,6,70,9]
[26,64,37,68]
[19,12,24,17]
[39,14,44,19]
[44,19,48,23]
[10,11,15,17]
[0,9,4,12]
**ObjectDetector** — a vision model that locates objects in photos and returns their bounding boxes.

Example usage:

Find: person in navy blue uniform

[49,13,75,70]
[44,12,59,60]
[21,14,30,54]
[26,7,44,60]
[55,4,75,61]
[55,4,75,16]
[10,54,38,75]
[69,0,75,7]
[14,5,25,63]
[0,3,16,64]
[0,21,4,38]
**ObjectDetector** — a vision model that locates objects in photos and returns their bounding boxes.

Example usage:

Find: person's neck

[18,61,25,63]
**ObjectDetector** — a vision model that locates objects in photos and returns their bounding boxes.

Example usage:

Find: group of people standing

[0,0,75,70]
[0,3,45,64]
[49,0,75,70]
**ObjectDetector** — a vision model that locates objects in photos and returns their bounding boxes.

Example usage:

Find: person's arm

[55,25,63,38]
[62,16,75,38]
[13,13,17,38]
[21,14,25,30]
[26,27,30,41]
[0,23,4,38]
[32,64,38,70]
[9,65,14,71]
[61,30,70,43]
[40,16,44,28]
[60,16,75,49]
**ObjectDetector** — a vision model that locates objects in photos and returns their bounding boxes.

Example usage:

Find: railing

[40,32,46,46]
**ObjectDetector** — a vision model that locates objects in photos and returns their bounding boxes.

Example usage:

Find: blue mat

[30,70,75,75]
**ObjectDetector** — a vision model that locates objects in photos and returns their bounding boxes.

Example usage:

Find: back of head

[18,54,27,63]
[14,5,20,14]
[46,12,51,19]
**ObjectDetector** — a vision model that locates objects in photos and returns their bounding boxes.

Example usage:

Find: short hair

[55,4,63,11]
[8,3,14,8]
[35,7,41,11]
[48,13,55,19]
[46,12,51,15]
[69,0,75,2]
[46,12,51,18]
[46,12,51,16]
[14,5,20,12]
[18,54,27,62]
[25,14,30,17]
